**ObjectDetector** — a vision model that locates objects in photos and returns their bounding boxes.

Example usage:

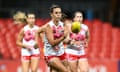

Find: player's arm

[63,22,75,45]
[35,24,48,42]
[34,24,47,48]
[45,24,66,47]
[35,27,42,42]
[63,23,71,44]
[85,28,90,48]
[33,27,41,49]
[39,32,44,43]
[86,28,90,42]
[16,28,28,48]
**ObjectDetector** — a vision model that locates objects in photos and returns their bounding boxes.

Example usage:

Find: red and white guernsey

[21,25,39,57]
[65,24,88,56]
[44,20,65,56]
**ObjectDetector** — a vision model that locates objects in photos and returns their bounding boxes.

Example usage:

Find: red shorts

[21,54,40,61]
[66,53,87,61]
[44,53,66,63]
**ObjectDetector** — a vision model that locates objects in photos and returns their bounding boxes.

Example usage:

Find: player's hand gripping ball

[71,21,81,33]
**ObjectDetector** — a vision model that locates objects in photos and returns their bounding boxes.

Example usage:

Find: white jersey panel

[65,24,88,55]
[44,21,65,56]
[21,25,40,56]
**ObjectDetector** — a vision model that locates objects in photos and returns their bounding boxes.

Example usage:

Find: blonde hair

[13,11,26,24]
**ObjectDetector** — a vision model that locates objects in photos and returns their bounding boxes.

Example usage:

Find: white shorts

[21,48,40,61]
[65,48,87,61]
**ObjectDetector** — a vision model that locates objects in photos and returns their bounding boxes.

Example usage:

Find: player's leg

[61,53,71,72]
[21,49,31,72]
[49,57,68,72]
[31,54,40,72]
[50,53,69,72]
[30,48,40,72]
[62,59,71,72]
[45,56,58,72]
[67,54,78,72]
[78,58,89,72]
[21,56,30,72]
[68,61,77,72]
[50,66,58,72]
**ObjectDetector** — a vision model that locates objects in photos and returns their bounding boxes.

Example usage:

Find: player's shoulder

[23,25,29,30]
[81,24,88,30]
[23,25,28,28]
[41,22,51,32]
[40,23,49,30]
[59,21,64,26]
[47,20,53,27]
[34,25,39,29]
[46,21,51,27]
[59,21,64,24]
[19,27,24,33]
